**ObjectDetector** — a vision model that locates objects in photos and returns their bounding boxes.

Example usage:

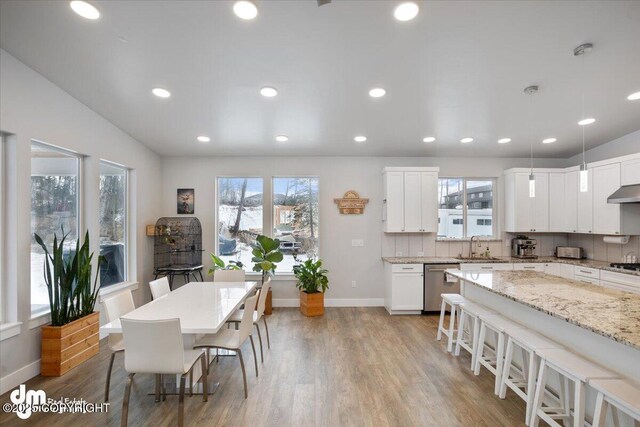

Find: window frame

[437,176,497,240]
[271,175,320,274]
[98,160,130,288]
[214,175,320,277]
[29,140,83,318]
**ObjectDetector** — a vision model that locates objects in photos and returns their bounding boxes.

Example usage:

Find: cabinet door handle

[523,266,536,269]
[481,267,493,270]
[578,269,592,275]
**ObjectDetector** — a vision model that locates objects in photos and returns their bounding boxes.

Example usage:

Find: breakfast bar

[445,269,640,382]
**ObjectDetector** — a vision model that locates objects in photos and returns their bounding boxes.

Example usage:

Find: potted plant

[251,235,283,314]
[293,258,329,317]
[208,253,243,278]
[34,229,104,376]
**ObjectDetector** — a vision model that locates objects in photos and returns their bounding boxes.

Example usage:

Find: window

[216,177,264,268]
[438,178,495,239]
[272,177,319,272]
[99,161,127,287]
[30,142,80,316]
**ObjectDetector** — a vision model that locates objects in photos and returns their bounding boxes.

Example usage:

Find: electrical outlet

[395,251,403,257]
[416,251,425,257]
[351,239,364,247]
[351,281,356,288]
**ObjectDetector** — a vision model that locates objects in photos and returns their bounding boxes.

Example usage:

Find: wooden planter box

[300,291,324,317]
[41,311,100,377]
[264,289,273,315]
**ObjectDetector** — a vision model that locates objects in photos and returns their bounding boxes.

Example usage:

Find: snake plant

[34,229,104,326]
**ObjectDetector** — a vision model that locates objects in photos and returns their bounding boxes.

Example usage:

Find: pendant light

[574,43,594,193]
[524,85,538,198]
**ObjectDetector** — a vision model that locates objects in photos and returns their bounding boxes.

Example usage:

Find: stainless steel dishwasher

[423,264,460,312]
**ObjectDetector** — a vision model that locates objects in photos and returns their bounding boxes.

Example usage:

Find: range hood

[608,184,640,204]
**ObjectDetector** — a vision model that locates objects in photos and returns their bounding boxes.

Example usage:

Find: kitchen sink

[455,256,503,261]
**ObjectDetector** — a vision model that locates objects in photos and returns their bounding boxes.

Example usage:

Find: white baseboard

[273,298,384,308]
[0,359,40,395]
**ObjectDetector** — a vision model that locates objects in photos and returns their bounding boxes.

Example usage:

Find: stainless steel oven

[423,264,460,312]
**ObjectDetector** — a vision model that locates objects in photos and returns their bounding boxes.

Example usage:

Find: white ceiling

[1,0,639,158]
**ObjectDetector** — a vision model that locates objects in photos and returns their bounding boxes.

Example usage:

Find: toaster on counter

[555,246,583,259]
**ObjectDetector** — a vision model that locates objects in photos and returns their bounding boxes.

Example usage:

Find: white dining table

[100,280,258,334]
[100,280,258,394]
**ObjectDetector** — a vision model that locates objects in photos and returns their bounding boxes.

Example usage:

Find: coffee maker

[511,235,538,259]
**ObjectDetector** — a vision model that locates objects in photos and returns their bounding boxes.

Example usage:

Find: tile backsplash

[381,232,568,259]
[566,234,640,263]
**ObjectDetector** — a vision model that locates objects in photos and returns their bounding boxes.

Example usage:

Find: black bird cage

[154,217,203,270]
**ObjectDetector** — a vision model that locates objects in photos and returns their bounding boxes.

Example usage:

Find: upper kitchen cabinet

[621,158,640,185]
[504,169,549,233]
[549,172,566,232]
[564,170,579,233]
[382,167,439,233]
[592,163,620,234]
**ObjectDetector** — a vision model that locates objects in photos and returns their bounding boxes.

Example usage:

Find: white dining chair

[102,290,136,402]
[194,294,259,399]
[149,277,171,300]
[120,317,208,427]
[213,269,246,282]
[226,278,272,363]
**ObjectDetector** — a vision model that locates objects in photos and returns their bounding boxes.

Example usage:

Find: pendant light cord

[581,53,587,169]
[529,91,534,175]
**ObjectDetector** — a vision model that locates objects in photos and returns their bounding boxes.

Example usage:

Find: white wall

[0,49,162,393]
[160,156,568,305]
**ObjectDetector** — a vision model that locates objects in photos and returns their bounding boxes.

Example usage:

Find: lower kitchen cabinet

[513,263,545,272]
[384,263,424,314]
[543,263,561,276]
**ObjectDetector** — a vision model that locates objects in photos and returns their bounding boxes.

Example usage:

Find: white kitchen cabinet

[514,263,545,272]
[600,270,640,294]
[382,167,439,233]
[383,171,404,232]
[564,170,579,233]
[549,172,565,232]
[544,263,561,277]
[560,264,574,280]
[621,158,640,185]
[574,265,600,286]
[504,170,549,233]
[593,163,621,235]
[577,168,593,234]
[384,263,424,314]
[460,263,513,272]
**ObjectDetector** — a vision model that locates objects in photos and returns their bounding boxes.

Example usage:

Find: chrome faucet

[469,235,481,258]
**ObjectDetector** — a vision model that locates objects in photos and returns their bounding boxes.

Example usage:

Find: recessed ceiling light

[394,2,419,21]
[233,1,258,20]
[369,88,386,98]
[260,87,278,97]
[275,135,288,142]
[542,138,557,144]
[423,137,436,143]
[460,137,473,143]
[197,136,210,143]
[628,91,640,101]
[70,1,100,20]
[152,88,171,98]
[354,136,367,143]
[578,118,596,126]
[498,138,511,144]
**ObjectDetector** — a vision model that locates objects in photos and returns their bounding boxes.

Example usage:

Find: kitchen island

[445,269,640,382]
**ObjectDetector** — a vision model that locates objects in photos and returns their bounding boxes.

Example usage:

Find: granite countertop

[381,256,640,277]
[446,269,640,350]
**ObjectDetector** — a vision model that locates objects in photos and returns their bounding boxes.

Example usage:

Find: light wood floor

[0,308,529,426]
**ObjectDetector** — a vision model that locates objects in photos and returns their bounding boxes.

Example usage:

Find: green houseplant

[251,235,283,314]
[293,258,329,317]
[208,254,243,277]
[34,229,104,376]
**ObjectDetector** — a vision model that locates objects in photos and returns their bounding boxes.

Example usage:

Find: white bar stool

[436,293,467,352]
[474,313,527,395]
[498,328,564,425]
[590,378,640,427]
[454,301,497,369]
[531,348,619,427]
